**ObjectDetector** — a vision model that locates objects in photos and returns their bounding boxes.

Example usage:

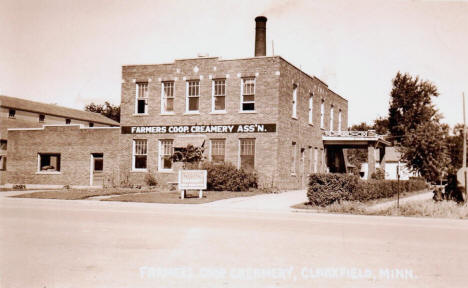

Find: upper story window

[39,114,45,123]
[186,80,200,113]
[161,81,174,113]
[292,84,297,119]
[135,82,149,114]
[212,79,226,112]
[89,122,94,127]
[65,118,71,124]
[338,109,342,131]
[320,100,325,129]
[308,93,313,124]
[8,109,15,118]
[241,78,255,112]
[132,139,147,170]
[330,105,334,131]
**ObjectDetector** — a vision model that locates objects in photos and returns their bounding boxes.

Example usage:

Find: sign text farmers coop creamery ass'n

[121,124,276,134]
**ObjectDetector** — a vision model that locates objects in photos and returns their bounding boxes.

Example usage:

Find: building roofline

[8,124,121,131]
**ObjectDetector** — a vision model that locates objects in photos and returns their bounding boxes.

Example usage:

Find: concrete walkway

[201,189,308,211]
[368,190,433,211]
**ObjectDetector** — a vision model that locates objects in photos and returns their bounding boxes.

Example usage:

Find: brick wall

[7,125,120,187]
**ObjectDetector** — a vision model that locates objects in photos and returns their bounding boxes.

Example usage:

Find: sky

[1,0,467,128]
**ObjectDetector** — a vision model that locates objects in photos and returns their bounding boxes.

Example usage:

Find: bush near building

[307,174,427,206]
[201,162,257,192]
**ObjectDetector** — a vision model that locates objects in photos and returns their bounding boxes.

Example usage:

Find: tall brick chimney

[255,16,267,57]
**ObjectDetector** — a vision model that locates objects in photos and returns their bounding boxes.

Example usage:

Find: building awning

[173,136,206,148]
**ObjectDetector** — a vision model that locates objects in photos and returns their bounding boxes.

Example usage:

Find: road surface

[1,194,467,287]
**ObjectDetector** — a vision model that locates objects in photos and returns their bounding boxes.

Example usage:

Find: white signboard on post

[178,170,207,199]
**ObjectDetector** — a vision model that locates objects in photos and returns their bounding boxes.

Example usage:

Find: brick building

[0,95,119,184]
[5,16,350,189]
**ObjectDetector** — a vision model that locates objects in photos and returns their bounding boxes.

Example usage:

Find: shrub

[12,184,26,190]
[144,173,158,187]
[307,173,427,206]
[370,168,385,180]
[201,161,257,191]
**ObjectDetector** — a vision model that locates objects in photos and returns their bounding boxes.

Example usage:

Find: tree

[85,101,120,122]
[388,72,448,182]
[388,72,439,143]
[446,124,465,175]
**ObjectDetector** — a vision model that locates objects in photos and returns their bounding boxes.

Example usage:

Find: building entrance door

[90,153,104,186]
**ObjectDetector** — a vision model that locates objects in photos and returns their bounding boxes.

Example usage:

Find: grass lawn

[103,190,265,204]
[12,187,266,203]
[293,195,468,220]
[12,187,158,200]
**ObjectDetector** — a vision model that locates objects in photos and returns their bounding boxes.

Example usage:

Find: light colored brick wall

[7,125,120,186]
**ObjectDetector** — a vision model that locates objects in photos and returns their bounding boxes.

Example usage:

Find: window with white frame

[211,139,225,164]
[292,84,297,119]
[241,78,255,111]
[135,82,149,114]
[239,138,255,171]
[321,148,325,172]
[291,142,297,175]
[314,148,318,173]
[308,93,313,124]
[338,109,342,131]
[161,81,174,113]
[8,109,15,118]
[309,147,313,173]
[330,105,334,131]
[0,155,6,171]
[212,79,226,112]
[38,153,61,172]
[132,139,147,170]
[320,100,325,129]
[186,80,200,112]
[159,139,173,171]
[39,114,45,123]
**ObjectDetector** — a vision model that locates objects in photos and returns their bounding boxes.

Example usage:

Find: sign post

[178,170,207,199]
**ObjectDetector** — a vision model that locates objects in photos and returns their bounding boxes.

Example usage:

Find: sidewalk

[201,190,307,211]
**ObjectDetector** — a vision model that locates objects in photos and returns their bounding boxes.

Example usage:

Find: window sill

[291,173,297,177]
[36,171,61,175]
[160,112,176,116]
[133,113,149,116]
[158,169,174,173]
[308,123,314,126]
[292,116,298,120]
[239,110,257,114]
[131,169,148,173]
[184,112,200,115]
[209,111,227,114]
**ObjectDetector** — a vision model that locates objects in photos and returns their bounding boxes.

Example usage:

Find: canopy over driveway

[322,130,391,179]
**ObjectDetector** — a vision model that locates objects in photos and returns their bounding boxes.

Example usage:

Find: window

[0,156,6,171]
[321,148,325,172]
[92,153,103,171]
[314,148,318,173]
[8,109,15,118]
[162,81,174,113]
[320,100,325,129]
[309,147,313,173]
[338,109,342,131]
[0,140,6,151]
[330,105,334,131]
[39,114,45,123]
[239,138,255,172]
[132,139,147,170]
[241,78,255,111]
[135,82,149,114]
[89,122,94,127]
[186,80,200,112]
[38,153,61,172]
[308,93,313,124]
[212,79,226,112]
[211,139,225,164]
[65,118,71,124]
[292,84,297,119]
[159,139,173,171]
[291,142,297,175]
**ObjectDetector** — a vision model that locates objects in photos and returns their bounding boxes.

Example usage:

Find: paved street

[1,193,468,288]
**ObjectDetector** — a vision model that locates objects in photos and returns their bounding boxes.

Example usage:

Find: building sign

[178,170,207,190]
[122,124,276,134]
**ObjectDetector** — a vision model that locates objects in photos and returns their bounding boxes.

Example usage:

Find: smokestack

[255,16,267,57]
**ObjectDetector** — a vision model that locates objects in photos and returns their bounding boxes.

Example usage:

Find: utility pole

[464,92,467,202]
